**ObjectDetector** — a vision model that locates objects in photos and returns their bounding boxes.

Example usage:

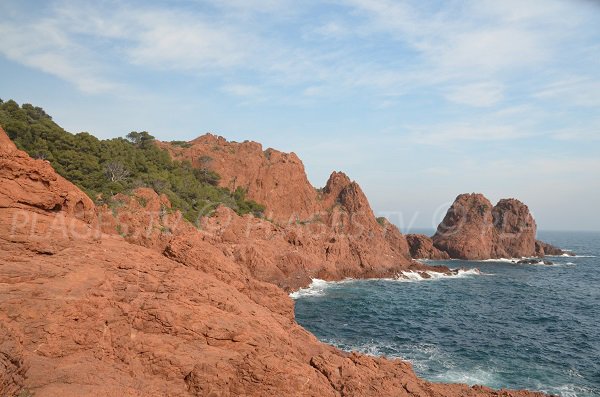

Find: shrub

[0,100,265,223]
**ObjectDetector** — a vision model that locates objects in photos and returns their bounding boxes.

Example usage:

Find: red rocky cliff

[0,127,550,396]
[159,136,418,288]
[158,134,322,223]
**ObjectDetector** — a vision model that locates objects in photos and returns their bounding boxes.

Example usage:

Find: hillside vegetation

[0,99,264,222]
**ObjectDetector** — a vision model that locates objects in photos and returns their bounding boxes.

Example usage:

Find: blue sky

[1,0,599,231]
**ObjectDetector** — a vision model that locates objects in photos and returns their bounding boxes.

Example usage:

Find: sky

[1,0,599,231]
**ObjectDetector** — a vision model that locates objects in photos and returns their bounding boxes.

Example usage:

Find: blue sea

[293,231,600,397]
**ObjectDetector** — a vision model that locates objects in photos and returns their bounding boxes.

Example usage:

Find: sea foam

[290,268,482,298]
[395,268,481,281]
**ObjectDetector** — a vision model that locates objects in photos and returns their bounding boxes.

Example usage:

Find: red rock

[491,199,537,259]
[432,193,565,260]
[406,234,450,260]
[0,127,550,396]
[535,240,573,257]
[0,126,95,222]
[158,134,322,223]
[432,193,495,260]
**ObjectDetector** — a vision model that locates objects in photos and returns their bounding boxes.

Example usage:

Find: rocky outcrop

[0,127,548,396]
[158,134,322,223]
[0,126,95,222]
[432,193,565,260]
[406,234,450,260]
[432,193,496,260]
[535,240,574,257]
[0,319,27,397]
[157,136,417,288]
[491,199,537,259]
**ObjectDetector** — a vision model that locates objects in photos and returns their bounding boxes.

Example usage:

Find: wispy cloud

[0,10,120,93]
[406,123,533,145]
[221,84,263,98]
[535,77,600,108]
[444,82,505,107]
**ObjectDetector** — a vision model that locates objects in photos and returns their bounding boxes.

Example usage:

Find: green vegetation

[0,99,265,223]
[170,140,192,148]
[376,216,386,226]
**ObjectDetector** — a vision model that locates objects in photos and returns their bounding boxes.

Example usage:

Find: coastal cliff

[0,126,551,396]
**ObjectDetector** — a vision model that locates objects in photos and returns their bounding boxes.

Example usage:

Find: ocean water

[293,231,600,397]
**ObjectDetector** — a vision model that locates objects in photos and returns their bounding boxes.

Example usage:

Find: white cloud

[0,0,598,116]
[0,15,120,94]
[444,82,504,107]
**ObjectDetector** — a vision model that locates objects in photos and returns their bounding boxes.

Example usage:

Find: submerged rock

[517,259,554,265]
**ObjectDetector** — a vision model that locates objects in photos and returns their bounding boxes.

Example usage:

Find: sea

[293,231,600,397]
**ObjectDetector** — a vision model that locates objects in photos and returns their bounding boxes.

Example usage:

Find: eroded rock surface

[0,126,95,221]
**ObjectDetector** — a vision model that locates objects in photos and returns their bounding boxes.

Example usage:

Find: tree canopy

[0,100,265,223]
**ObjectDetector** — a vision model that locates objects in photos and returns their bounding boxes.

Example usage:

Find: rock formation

[158,134,323,223]
[0,129,95,222]
[491,199,537,259]
[406,234,450,260]
[159,136,419,289]
[431,193,563,260]
[0,126,550,396]
[535,240,574,257]
[96,179,419,291]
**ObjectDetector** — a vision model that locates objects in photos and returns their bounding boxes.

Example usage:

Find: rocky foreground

[1,127,554,396]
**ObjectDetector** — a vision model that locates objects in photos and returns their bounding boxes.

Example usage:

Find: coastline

[0,125,555,396]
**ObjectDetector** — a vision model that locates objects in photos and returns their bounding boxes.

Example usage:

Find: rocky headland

[1,125,555,396]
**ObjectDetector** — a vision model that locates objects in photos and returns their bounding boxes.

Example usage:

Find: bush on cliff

[0,99,265,222]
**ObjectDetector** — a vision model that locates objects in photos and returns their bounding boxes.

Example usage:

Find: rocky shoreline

[1,126,556,396]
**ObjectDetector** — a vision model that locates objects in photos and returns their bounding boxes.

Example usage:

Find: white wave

[395,268,481,282]
[289,279,330,299]
[291,269,483,298]
[480,258,520,263]
[544,253,595,258]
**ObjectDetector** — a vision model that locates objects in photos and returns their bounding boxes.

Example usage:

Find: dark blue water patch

[294,231,600,397]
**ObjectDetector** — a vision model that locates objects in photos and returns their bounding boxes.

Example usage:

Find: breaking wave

[290,268,482,299]
[394,268,482,281]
